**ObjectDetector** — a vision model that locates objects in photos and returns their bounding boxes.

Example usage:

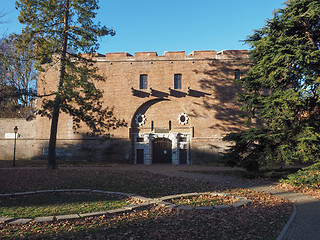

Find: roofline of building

[95,50,249,62]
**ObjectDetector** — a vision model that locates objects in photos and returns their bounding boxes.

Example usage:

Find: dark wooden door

[136,149,144,164]
[179,149,187,164]
[152,138,172,164]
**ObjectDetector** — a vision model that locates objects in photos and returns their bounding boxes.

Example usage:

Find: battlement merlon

[97,50,249,62]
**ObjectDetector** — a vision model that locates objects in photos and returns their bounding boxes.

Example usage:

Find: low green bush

[281,163,320,189]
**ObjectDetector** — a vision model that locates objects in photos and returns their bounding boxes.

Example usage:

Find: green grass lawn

[0,192,128,218]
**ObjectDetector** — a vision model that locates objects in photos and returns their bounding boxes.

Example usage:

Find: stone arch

[130,98,191,130]
[131,99,192,165]
[130,99,170,130]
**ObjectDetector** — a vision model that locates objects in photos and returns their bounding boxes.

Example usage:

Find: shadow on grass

[183,167,302,180]
[0,192,125,208]
[0,168,215,198]
[0,192,128,218]
[0,159,129,168]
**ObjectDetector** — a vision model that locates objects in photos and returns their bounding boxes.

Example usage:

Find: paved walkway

[110,165,320,240]
[249,184,320,240]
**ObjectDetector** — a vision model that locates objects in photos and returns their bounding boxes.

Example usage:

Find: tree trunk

[47,0,70,170]
[48,99,60,170]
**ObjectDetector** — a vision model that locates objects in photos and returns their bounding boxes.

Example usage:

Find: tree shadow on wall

[29,134,228,166]
[32,133,131,164]
[193,59,249,132]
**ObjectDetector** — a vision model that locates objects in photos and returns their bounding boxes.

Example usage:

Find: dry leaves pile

[170,194,238,207]
[0,167,293,239]
[276,182,320,199]
[0,168,217,198]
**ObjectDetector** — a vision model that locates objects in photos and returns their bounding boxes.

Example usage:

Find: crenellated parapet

[98,50,248,62]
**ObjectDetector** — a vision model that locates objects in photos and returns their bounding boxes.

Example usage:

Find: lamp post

[13,126,18,167]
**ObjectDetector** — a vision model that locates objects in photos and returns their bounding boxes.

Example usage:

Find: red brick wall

[33,50,249,163]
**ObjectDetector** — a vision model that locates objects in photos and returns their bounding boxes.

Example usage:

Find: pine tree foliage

[224,0,320,171]
[15,0,126,169]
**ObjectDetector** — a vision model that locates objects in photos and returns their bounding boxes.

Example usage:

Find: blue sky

[1,0,285,56]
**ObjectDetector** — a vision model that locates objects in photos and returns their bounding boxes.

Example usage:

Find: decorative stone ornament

[135,113,146,126]
[178,113,189,125]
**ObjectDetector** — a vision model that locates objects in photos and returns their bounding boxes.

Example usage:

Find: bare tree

[0,37,37,118]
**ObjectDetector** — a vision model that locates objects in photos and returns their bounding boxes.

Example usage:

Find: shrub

[281,163,320,189]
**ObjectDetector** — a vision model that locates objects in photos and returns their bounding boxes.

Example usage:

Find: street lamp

[12,126,18,167]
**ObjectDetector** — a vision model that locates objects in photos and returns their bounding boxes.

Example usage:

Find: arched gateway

[131,99,191,165]
[133,132,190,165]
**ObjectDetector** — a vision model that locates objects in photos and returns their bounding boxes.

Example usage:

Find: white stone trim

[135,113,146,126]
[178,113,189,125]
[133,132,190,165]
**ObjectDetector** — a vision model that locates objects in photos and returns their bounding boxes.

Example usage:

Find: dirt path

[110,164,270,188]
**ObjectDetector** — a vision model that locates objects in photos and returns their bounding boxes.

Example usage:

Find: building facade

[0,50,249,164]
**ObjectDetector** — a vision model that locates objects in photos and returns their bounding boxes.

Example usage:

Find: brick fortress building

[31,50,249,164]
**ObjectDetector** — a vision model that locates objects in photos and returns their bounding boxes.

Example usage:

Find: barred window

[174,74,182,89]
[140,74,148,89]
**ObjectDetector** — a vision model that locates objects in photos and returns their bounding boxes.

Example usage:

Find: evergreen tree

[15,0,126,170]
[224,0,320,171]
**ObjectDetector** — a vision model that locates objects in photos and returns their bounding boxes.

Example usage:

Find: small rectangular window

[174,74,182,89]
[140,74,148,89]
[179,136,187,142]
[137,137,144,142]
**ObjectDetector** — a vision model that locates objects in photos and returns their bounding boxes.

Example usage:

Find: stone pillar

[171,133,179,165]
[145,133,152,165]
[133,132,190,165]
